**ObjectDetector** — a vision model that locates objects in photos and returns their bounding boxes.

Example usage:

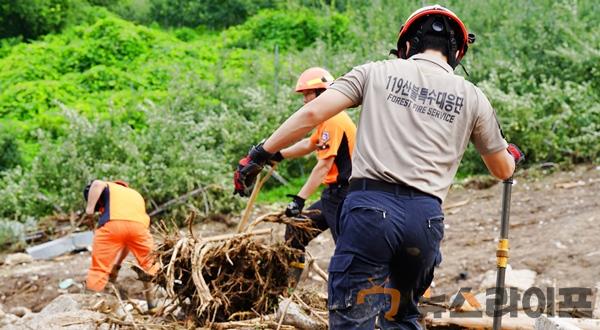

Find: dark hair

[420,33,450,57]
[83,182,92,201]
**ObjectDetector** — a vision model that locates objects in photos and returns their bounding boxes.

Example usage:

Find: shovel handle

[493,178,513,330]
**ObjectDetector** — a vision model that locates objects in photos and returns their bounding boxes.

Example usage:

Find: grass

[257,175,324,205]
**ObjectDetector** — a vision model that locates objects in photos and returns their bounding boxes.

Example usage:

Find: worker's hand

[285,194,306,217]
[233,144,273,197]
[507,143,524,166]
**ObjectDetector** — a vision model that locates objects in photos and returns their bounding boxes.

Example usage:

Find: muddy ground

[1,164,599,320]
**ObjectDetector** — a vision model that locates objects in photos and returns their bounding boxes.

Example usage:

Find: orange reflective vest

[98,182,150,228]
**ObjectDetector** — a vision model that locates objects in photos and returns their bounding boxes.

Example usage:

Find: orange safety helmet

[114,180,129,187]
[295,67,335,93]
[391,4,475,68]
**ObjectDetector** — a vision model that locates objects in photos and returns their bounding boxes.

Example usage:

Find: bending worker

[84,179,156,299]
[270,67,356,277]
[234,4,523,329]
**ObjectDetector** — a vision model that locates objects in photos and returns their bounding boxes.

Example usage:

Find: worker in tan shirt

[234,5,523,329]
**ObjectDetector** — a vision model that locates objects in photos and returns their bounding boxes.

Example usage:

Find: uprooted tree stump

[152,211,320,325]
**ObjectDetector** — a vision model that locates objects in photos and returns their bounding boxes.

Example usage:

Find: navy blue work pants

[328,189,444,329]
[285,185,347,259]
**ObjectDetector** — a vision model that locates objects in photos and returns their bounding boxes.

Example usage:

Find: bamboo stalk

[111,283,140,330]
[203,228,272,242]
[237,166,276,233]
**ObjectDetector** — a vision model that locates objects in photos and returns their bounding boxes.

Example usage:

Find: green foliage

[146,0,276,29]
[108,0,152,24]
[225,9,351,51]
[457,0,600,169]
[0,101,244,222]
[0,0,599,226]
[0,127,22,172]
[0,219,33,248]
[0,0,76,39]
[257,175,323,205]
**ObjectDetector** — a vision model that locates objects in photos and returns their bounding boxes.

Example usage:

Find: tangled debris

[152,211,320,326]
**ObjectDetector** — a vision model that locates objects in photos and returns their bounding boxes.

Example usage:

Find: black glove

[270,151,284,163]
[285,194,306,217]
[233,144,274,197]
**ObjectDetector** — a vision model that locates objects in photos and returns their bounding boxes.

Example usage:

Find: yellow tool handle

[496,238,509,268]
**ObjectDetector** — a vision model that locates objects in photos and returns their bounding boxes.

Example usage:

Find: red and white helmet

[392,5,475,68]
[295,67,334,93]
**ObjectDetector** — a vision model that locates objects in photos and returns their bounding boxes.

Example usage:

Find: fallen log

[425,311,535,329]
[426,311,600,330]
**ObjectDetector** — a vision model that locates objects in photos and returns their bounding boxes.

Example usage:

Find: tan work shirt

[330,53,508,201]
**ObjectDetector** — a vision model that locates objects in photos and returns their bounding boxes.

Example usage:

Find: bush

[0,99,245,223]
[0,128,22,172]
[225,9,351,51]
[0,0,598,226]
[0,0,76,39]
[0,219,34,248]
[147,0,276,29]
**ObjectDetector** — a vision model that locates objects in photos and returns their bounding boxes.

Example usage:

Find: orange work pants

[86,220,155,292]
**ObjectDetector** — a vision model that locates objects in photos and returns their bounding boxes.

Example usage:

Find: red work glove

[233,144,274,197]
[507,143,524,165]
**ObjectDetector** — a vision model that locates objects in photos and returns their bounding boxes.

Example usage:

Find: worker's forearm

[482,150,516,180]
[264,107,321,153]
[280,138,315,159]
[263,89,353,153]
[86,180,106,214]
[297,162,330,199]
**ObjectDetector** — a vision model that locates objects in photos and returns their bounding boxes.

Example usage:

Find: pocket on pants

[425,215,444,247]
[350,205,387,219]
[328,254,354,310]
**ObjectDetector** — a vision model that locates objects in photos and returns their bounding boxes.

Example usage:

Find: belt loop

[362,179,366,190]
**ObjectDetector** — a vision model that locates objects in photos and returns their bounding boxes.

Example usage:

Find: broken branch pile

[153,212,319,325]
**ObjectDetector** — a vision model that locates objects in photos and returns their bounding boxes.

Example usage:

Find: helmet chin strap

[441,16,459,69]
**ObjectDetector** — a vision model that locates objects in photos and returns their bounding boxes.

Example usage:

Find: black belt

[328,182,348,189]
[349,178,439,201]
[327,182,349,193]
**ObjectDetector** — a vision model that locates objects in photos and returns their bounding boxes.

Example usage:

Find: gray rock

[276,299,325,330]
[3,253,33,266]
[18,310,108,330]
[535,315,581,330]
[0,313,21,328]
[40,294,81,315]
[479,265,536,292]
[7,307,30,318]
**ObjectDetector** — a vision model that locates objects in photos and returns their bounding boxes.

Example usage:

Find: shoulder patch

[321,131,330,142]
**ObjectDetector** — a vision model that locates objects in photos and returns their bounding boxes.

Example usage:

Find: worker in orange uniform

[84,179,157,297]
[250,67,357,278]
